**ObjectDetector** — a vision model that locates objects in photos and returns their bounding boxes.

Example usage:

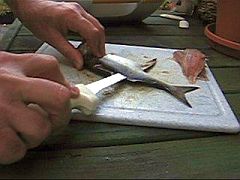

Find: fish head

[77,42,114,76]
[77,42,100,70]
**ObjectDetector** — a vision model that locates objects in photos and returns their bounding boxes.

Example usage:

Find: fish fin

[141,58,157,72]
[166,85,199,108]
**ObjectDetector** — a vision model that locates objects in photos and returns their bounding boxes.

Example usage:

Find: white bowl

[59,0,163,22]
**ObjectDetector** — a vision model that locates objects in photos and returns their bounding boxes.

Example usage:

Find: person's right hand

[0,51,79,164]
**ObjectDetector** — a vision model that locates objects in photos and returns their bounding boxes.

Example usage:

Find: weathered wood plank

[0,19,22,51]
[226,94,240,119]
[8,36,43,52]
[104,25,204,36]
[19,23,204,36]
[205,49,240,68]
[0,25,10,41]
[211,68,240,93]
[105,36,210,49]
[17,26,33,36]
[1,135,240,179]
[144,15,204,26]
[144,16,179,25]
[8,35,209,52]
[36,121,218,151]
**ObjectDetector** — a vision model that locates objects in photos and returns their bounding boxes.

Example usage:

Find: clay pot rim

[204,23,240,51]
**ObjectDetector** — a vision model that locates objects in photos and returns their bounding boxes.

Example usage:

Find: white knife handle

[70,84,99,115]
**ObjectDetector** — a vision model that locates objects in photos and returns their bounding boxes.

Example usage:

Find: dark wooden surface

[0,12,240,178]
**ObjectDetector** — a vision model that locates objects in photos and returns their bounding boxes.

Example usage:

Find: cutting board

[37,41,240,133]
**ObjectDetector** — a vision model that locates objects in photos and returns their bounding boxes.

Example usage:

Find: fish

[173,49,208,84]
[78,43,199,108]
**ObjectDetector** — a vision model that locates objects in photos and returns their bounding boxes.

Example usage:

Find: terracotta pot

[216,0,240,43]
[205,23,240,59]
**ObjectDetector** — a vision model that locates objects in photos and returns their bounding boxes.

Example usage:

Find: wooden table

[0,12,240,178]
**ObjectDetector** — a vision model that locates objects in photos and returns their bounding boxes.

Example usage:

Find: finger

[67,15,105,57]
[21,78,72,130]
[17,53,71,89]
[0,126,26,164]
[46,30,84,69]
[81,12,106,56]
[14,53,79,97]
[8,103,51,149]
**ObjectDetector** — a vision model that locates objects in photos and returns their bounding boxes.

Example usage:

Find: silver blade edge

[86,73,126,94]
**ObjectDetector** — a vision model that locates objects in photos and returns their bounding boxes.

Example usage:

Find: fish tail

[141,76,199,107]
[144,77,199,107]
[166,85,199,108]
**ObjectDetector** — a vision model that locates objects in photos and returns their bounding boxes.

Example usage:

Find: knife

[70,73,126,115]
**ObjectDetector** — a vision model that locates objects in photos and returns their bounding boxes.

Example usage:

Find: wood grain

[1,135,240,178]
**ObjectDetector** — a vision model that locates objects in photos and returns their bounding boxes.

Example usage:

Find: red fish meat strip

[173,49,208,84]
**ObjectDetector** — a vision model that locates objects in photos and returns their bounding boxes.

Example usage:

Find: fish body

[99,54,198,107]
[78,43,199,107]
[100,54,148,81]
[173,49,208,84]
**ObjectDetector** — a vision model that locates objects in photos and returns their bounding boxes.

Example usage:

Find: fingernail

[71,86,80,97]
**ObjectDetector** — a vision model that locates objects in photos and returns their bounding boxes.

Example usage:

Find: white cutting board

[37,41,240,133]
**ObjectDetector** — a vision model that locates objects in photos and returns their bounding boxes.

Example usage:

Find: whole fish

[78,43,199,108]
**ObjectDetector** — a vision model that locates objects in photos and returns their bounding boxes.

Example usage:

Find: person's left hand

[11,0,105,69]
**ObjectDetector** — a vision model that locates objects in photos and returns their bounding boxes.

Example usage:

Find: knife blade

[70,73,126,115]
[86,73,126,94]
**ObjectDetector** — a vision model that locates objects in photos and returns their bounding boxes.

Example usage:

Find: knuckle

[70,2,81,10]
[56,85,71,106]
[0,128,26,165]
[35,54,58,64]
[64,5,80,19]
[44,56,60,70]
[48,85,71,119]
[46,56,59,66]
[99,25,105,34]
[87,28,102,41]
[0,76,24,101]
[92,28,101,37]
[53,86,71,126]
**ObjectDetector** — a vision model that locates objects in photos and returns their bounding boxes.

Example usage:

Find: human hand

[9,0,105,69]
[0,51,79,164]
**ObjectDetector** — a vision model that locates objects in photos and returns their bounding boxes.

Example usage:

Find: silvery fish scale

[37,41,240,133]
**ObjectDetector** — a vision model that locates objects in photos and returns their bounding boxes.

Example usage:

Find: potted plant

[204,0,240,59]
[216,0,240,43]
[0,0,14,24]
